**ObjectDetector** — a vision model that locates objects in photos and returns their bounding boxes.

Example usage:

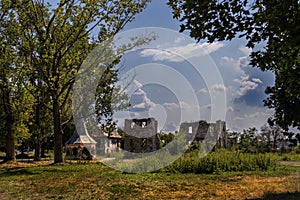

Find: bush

[294,145,300,154]
[163,149,276,174]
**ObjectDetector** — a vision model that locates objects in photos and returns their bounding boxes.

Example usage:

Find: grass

[163,150,277,173]
[0,160,299,199]
[0,150,300,199]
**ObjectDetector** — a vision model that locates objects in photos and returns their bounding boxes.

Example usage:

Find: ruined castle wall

[123,118,160,153]
[179,120,227,147]
[179,121,210,141]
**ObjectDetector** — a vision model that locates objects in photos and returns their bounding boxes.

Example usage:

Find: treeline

[227,126,300,154]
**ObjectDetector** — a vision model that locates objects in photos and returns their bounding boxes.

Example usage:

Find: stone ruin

[179,120,228,148]
[123,118,160,153]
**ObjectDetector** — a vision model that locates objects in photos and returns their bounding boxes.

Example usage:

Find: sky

[109,0,276,133]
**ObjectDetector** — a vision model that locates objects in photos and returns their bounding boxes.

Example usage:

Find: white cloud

[239,46,252,56]
[179,101,201,110]
[140,42,225,62]
[233,75,260,97]
[174,36,186,44]
[212,84,227,92]
[130,88,155,111]
[226,103,274,132]
[197,88,209,94]
[252,78,262,84]
[163,102,179,110]
[132,79,143,88]
[220,56,249,73]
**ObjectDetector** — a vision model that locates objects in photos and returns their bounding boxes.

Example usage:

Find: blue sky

[112,0,276,132]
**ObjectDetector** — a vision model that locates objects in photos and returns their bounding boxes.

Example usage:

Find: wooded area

[0,0,150,163]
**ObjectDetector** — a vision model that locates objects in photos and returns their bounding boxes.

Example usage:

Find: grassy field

[0,159,299,200]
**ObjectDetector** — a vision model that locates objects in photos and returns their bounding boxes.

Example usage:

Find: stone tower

[123,118,160,153]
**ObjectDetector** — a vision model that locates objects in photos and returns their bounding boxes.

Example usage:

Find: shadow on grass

[0,163,73,177]
[0,168,36,177]
[249,191,300,200]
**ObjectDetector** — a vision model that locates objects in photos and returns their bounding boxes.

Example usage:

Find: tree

[260,123,284,150]
[239,127,258,153]
[0,2,33,162]
[158,132,175,147]
[168,0,300,130]
[12,0,150,163]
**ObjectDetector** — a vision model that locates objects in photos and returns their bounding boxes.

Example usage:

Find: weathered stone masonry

[123,118,160,153]
[179,120,227,148]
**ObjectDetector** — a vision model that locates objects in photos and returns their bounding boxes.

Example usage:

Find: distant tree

[260,124,284,150]
[168,0,300,130]
[239,127,258,153]
[283,131,298,148]
[225,131,240,150]
[158,132,175,147]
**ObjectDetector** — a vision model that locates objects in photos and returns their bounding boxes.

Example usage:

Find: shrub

[294,145,300,154]
[163,149,276,174]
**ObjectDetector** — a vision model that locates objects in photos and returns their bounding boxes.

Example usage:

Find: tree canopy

[168,0,300,130]
[0,0,150,162]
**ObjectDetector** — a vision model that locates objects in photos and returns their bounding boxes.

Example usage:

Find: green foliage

[0,0,151,162]
[0,2,36,160]
[158,132,175,147]
[164,149,276,174]
[295,145,300,154]
[168,0,300,130]
[239,127,258,153]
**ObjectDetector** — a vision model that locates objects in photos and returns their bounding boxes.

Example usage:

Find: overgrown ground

[0,159,300,200]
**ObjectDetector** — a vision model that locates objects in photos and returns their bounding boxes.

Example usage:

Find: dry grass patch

[137,174,300,200]
[0,162,299,199]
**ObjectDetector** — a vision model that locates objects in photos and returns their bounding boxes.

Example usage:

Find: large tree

[168,0,300,130]
[12,0,150,163]
[0,2,33,162]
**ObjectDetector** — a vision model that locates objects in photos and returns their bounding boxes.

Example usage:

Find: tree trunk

[3,89,16,162]
[53,98,64,163]
[5,120,15,162]
[273,134,277,149]
[34,140,41,161]
[34,97,41,161]
[41,142,46,158]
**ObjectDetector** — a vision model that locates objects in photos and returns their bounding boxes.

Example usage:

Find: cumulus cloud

[233,75,262,97]
[130,88,155,111]
[252,78,263,84]
[174,36,186,44]
[129,81,155,113]
[197,88,209,94]
[140,42,225,62]
[163,102,179,110]
[239,46,252,56]
[220,56,249,73]
[212,84,227,92]
[225,102,274,132]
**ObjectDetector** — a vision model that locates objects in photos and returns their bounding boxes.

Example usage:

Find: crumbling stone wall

[123,118,160,153]
[179,120,227,148]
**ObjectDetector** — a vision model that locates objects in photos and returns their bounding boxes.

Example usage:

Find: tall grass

[163,149,276,174]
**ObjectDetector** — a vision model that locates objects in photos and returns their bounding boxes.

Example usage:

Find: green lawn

[0,161,300,200]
